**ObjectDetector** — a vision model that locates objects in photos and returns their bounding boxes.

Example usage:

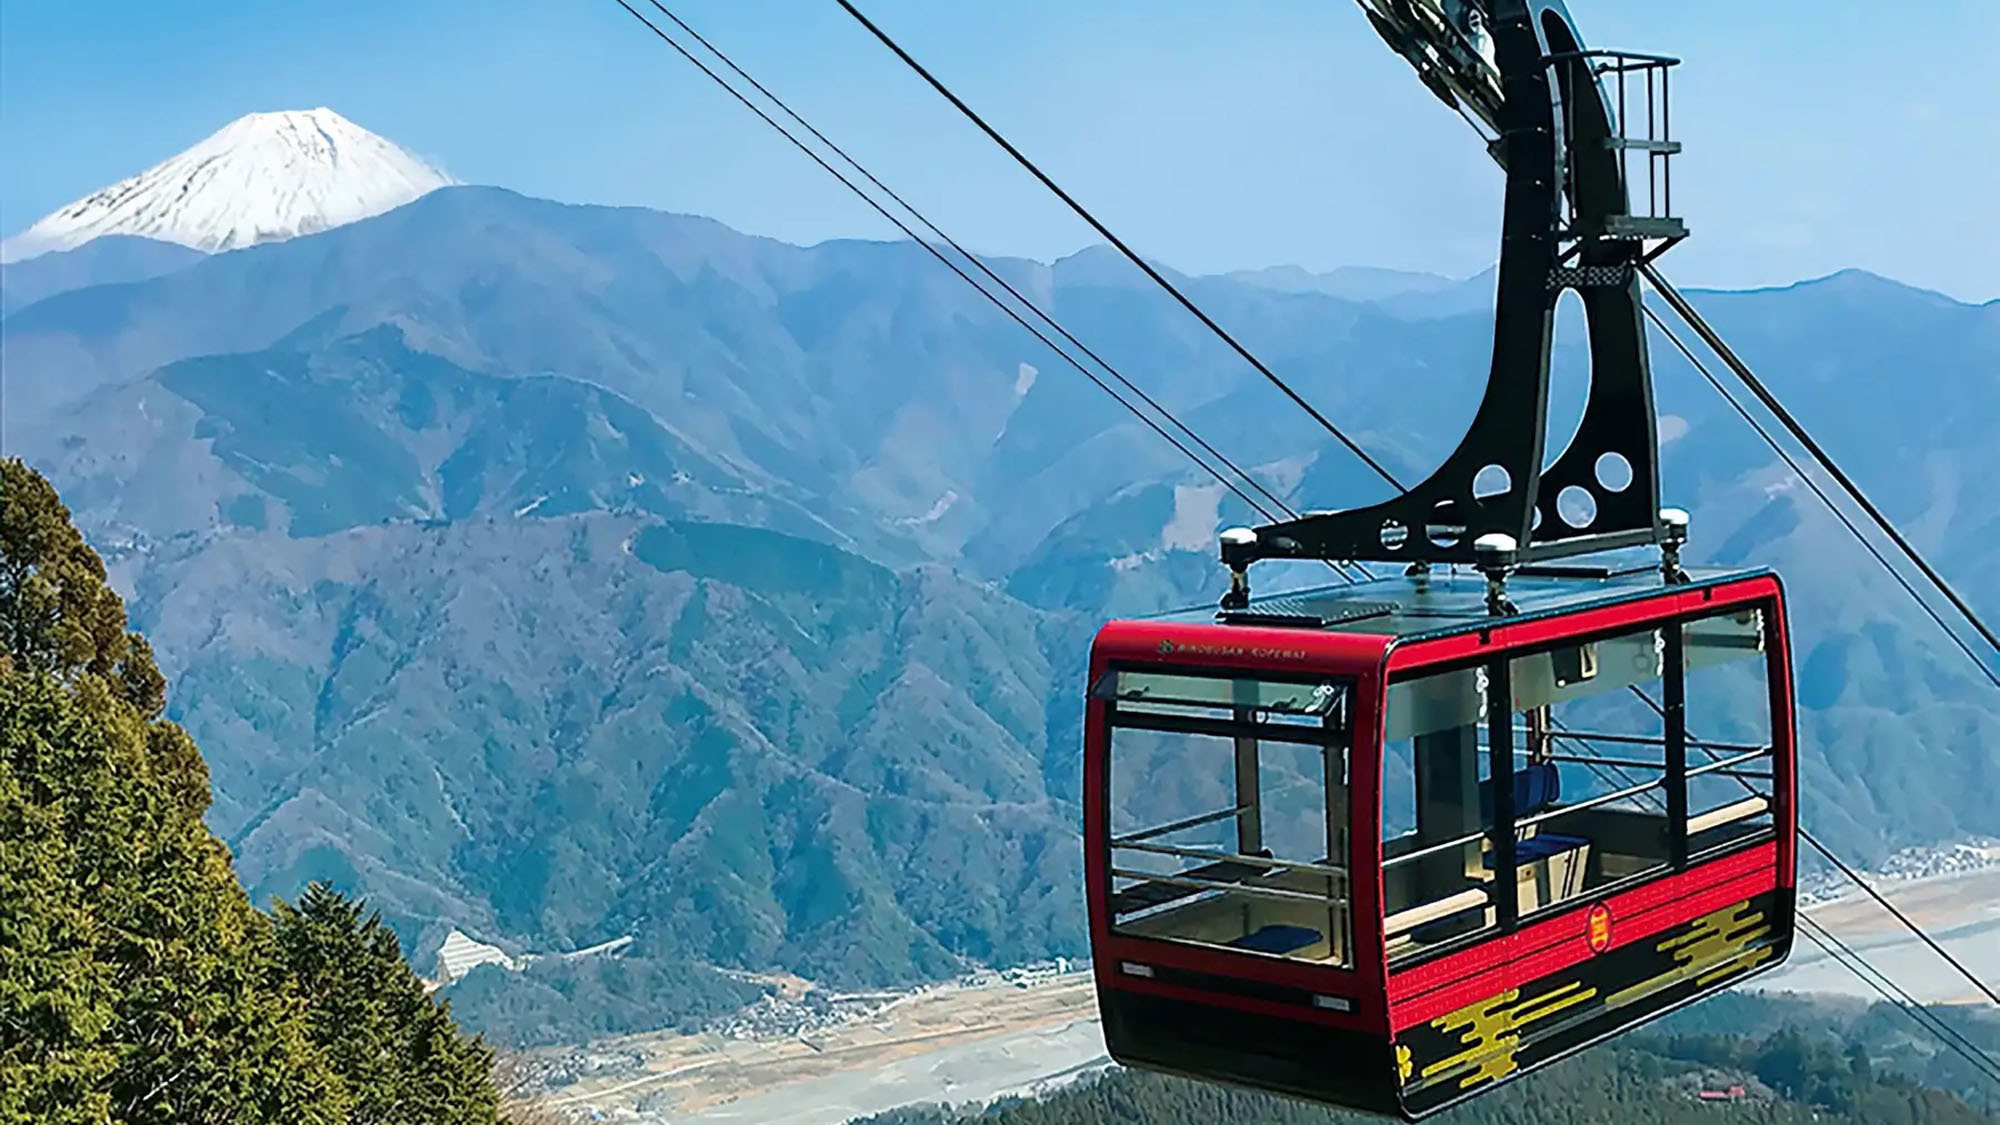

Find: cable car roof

[1147,564,1774,643]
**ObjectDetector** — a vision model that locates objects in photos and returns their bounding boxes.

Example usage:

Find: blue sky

[3,0,1996,300]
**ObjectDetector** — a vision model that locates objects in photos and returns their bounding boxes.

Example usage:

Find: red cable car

[1083,2,1798,1116]
[1084,564,1797,1119]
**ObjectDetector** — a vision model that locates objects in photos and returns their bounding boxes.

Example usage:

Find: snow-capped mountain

[1,108,454,263]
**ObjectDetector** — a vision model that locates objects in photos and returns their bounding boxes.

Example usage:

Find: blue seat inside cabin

[1509,831,1590,864]
[1228,924,1323,955]
[1479,761,1564,821]
[1479,762,1590,865]
[1402,766,1592,946]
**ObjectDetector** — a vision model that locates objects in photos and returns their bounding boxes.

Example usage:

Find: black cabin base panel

[1097,891,1794,1121]
[1098,988,1404,1119]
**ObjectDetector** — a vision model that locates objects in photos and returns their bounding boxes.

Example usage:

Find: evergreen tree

[273,883,498,1125]
[0,460,161,711]
[0,459,344,1123]
[0,673,117,1125]
[0,458,503,1123]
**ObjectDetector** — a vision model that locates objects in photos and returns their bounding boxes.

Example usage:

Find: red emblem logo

[1587,903,1613,953]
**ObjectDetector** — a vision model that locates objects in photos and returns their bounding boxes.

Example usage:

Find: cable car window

[1093,669,1345,717]
[1383,667,1485,743]
[1383,607,1779,957]
[1496,637,1671,926]
[1382,665,1498,958]
[1682,609,1776,855]
[1502,608,1775,918]
[1103,671,1352,969]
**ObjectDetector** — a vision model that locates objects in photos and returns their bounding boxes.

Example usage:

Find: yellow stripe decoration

[1399,897,1780,1094]
[1418,988,1522,1089]
[1407,979,1603,1092]
[1510,980,1599,1026]
[1605,901,1773,1011]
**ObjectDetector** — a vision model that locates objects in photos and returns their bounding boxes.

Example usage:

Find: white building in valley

[433,929,519,986]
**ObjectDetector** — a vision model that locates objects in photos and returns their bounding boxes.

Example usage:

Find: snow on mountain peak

[1,107,456,263]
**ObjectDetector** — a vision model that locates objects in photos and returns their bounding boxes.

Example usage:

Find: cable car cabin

[1084,566,1796,1119]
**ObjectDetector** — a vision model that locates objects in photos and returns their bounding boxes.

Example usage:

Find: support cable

[604,0,1315,563]
[835,2,2000,672]
[1644,265,2000,660]
[836,0,1405,492]
[1645,308,2000,690]
[636,0,1311,536]
[612,0,1375,582]
[1794,914,2000,1087]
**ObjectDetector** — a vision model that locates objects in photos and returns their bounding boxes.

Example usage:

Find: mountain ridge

[1691,267,1986,306]
[0,234,205,313]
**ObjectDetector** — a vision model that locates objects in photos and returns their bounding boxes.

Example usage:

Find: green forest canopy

[0,458,502,1125]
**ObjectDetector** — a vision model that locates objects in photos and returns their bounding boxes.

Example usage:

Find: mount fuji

[0,108,454,263]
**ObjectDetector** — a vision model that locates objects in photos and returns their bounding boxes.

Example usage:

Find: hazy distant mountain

[1221,263,1458,302]
[40,323,907,558]
[6,178,1994,1002]
[1,108,453,262]
[1372,264,1499,319]
[0,235,203,314]
[1,186,1307,560]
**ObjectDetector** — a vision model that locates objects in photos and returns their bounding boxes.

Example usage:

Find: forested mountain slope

[5,187,1992,993]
